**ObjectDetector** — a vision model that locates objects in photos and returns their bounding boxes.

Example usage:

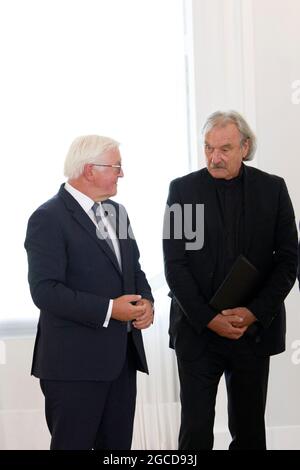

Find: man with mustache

[163,110,298,449]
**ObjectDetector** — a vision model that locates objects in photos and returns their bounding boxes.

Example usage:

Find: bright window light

[0,0,189,324]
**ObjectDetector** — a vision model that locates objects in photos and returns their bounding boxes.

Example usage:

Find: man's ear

[83,163,95,181]
[242,138,250,160]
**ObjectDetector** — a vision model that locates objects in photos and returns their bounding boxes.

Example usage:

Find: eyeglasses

[93,163,122,174]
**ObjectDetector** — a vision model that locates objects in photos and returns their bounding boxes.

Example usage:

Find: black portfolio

[209,255,260,312]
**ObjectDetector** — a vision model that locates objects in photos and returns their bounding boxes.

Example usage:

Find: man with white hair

[163,110,298,449]
[25,135,154,450]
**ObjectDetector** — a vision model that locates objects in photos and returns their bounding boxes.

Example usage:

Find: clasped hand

[207,307,257,340]
[111,295,154,329]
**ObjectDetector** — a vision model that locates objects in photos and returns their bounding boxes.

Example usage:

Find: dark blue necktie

[91,202,116,255]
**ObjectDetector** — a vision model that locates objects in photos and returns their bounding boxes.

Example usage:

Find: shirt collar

[64,182,95,213]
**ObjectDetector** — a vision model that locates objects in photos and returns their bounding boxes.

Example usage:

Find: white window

[0,0,189,327]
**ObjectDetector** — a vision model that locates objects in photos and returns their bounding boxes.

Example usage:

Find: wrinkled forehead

[99,147,122,163]
[204,122,241,145]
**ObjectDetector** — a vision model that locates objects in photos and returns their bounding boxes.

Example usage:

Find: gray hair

[64,135,120,179]
[202,110,257,161]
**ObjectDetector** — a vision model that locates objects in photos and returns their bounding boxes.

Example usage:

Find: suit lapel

[202,170,222,239]
[112,202,132,283]
[200,171,222,268]
[59,185,122,276]
[107,201,136,294]
[243,164,257,255]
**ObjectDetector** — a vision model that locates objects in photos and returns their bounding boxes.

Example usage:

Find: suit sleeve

[123,206,153,304]
[133,240,154,304]
[25,208,110,328]
[163,180,216,334]
[247,179,298,328]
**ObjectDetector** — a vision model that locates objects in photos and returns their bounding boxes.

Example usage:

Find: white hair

[202,110,257,161]
[64,135,120,179]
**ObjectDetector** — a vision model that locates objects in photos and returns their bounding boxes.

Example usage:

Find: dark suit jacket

[25,184,153,381]
[163,164,298,360]
[298,222,300,288]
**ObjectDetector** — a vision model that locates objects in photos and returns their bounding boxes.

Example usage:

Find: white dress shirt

[64,182,119,328]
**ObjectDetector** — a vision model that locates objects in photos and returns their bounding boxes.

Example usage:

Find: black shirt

[214,166,244,283]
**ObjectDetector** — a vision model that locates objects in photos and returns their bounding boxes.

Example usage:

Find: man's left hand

[222,307,257,328]
[132,299,154,330]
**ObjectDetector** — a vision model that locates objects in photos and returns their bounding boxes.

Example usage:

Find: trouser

[40,334,137,450]
[177,336,270,450]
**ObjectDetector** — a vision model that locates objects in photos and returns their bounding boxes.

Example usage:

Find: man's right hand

[207,313,247,339]
[111,295,146,322]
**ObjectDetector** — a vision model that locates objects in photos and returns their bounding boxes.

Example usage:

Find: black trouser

[177,336,270,450]
[40,334,137,450]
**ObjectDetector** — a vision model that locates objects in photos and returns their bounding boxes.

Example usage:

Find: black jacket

[163,165,298,360]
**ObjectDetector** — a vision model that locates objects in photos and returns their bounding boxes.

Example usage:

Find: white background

[0,0,188,324]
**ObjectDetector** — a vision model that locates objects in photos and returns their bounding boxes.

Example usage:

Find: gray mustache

[210,163,226,169]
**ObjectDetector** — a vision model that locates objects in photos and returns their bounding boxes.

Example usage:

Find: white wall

[189,0,300,448]
[0,336,49,449]
[252,0,300,439]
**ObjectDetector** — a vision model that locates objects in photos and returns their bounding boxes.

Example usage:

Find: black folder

[209,255,260,312]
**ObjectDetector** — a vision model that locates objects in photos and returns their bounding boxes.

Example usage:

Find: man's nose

[211,150,222,164]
